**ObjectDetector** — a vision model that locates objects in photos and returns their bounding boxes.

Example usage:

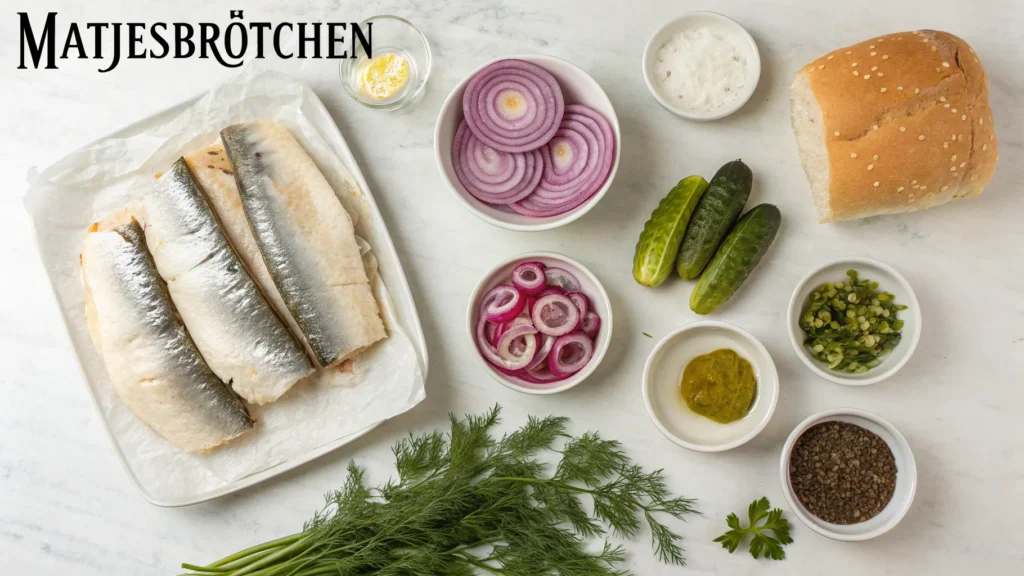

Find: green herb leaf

[182,405,698,575]
[643,332,653,338]
[714,497,792,561]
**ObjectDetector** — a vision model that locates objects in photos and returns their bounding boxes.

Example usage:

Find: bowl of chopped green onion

[787,258,920,386]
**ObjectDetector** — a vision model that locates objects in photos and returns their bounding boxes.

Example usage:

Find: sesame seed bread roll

[791,30,998,223]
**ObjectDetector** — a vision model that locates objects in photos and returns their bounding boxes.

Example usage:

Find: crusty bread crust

[793,31,998,222]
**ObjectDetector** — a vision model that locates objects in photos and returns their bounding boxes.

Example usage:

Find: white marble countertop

[2,0,1022,573]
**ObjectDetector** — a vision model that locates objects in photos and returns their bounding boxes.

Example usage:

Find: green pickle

[633,176,709,287]
[680,349,757,424]
[800,269,907,373]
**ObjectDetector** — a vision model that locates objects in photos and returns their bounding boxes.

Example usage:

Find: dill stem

[215,549,279,571]
[180,564,227,573]
[442,538,498,555]
[491,476,591,493]
[492,476,685,516]
[236,557,308,576]
[204,533,305,568]
[288,565,353,576]
[459,553,510,576]
[226,533,317,576]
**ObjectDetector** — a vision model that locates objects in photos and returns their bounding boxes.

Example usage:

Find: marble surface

[2,0,1022,573]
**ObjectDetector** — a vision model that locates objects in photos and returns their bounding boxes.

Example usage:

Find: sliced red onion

[566,292,589,316]
[509,104,615,217]
[495,322,538,371]
[496,307,533,343]
[531,294,581,337]
[462,59,565,153]
[544,267,581,292]
[485,321,498,344]
[538,287,566,298]
[523,334,555,373]
[518,366,567,384]
[452,122,543,205]
[525,297,538,316]
[511,261,546,294]
[476,307,512,369]
[548,332,594,377]
[482,285,525,323]
[493,365,525,377]
[581,312,601,339]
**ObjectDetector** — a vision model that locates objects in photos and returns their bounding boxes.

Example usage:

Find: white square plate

[24,71,428,506]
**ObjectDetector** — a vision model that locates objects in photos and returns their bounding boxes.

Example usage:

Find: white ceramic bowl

[788,257,921,386]
[642,12,761,120]
[435,54,621,231]
[780,408,917,541]
[642,321,778,452]
[467,252,612,394]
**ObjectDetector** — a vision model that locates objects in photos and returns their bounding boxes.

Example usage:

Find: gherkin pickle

[800,270,906,373]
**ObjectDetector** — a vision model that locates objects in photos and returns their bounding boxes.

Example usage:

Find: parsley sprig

[713,497,793,560]
[181,406,698,575]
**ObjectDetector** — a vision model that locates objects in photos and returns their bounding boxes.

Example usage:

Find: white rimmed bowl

[780,408,917,541]
[435,54,621,231]
[642,12,761,120]
[467,253,612,394]
[642,321,778,452]
[788,257,921,386]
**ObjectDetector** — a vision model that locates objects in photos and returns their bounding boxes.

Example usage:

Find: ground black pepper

[789,421,897,524]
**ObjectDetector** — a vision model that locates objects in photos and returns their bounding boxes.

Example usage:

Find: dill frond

[181,405,698,576]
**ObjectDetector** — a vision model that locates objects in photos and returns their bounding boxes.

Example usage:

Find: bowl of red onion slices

[467,252,612,394]
[435,55,621,231]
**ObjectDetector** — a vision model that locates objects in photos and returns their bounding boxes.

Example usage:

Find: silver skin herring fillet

[221,120,386,368]
[81,217,254,452]
[142,158,314,405]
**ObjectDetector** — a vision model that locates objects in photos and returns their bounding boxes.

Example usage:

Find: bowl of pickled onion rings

[435,55,621,231]
[467,252,612,394]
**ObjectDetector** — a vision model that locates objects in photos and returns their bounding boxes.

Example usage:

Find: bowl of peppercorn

[780,408,917,541]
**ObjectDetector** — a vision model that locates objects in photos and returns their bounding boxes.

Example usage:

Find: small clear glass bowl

[340,15,431,111]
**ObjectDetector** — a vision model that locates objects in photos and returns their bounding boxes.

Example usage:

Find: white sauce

[653,27,748,113]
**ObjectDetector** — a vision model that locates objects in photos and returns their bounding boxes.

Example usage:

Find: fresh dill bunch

[180,406,698,576]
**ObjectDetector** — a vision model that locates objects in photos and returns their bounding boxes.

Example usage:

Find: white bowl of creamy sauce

[643,12,761,120]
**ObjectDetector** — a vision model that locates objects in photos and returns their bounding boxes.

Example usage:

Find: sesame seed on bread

[790,30,998,223]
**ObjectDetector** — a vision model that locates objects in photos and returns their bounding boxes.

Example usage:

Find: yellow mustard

[359,53,410,100]
[680,349,757,424]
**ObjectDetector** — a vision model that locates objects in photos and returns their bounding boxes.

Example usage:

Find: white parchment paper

[24,67,426,505]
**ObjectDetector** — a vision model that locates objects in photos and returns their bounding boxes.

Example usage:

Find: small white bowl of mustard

[642,320,778,452]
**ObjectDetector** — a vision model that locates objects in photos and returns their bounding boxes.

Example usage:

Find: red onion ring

[581,312,601,339]
[566,292,589,316]
[482,285,525,323]
[538,287,566,298]
[476,306,511,368]
[452,122,543,205]
[531,294,581,337]
[462,59,565,153]
[548,332,594,377]
[495,322,538,371]
[511,261,546,294]
[509,104,615,217]
[525,297,538,316]
[523,334,555,373]
[544,267,581,292]
[518,366,566,384]
[493,322,507,346]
